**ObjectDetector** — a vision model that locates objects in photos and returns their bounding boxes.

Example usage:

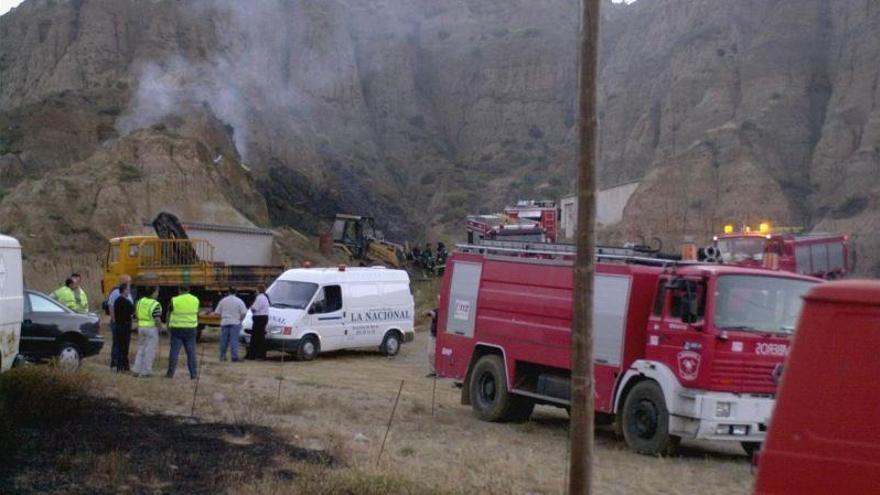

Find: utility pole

[569,0,600,494]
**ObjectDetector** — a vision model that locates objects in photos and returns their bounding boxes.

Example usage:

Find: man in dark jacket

[113,284,135,373]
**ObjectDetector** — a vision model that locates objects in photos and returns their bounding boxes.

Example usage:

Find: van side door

[306,285,345,351]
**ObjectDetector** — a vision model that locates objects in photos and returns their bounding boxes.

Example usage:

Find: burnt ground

[0,396,333,494]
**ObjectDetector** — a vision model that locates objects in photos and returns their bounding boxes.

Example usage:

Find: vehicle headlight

[715,401,732,418]
[731,425,749,436]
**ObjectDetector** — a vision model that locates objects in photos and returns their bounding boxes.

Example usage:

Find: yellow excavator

[331,214,405,268]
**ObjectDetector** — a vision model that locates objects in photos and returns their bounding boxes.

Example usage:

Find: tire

[468,355,533,422]
[296,335,319,361]
[741,441,761,457]
[621,381,679,456]
[380,331,402,357]
[55,341,82,372]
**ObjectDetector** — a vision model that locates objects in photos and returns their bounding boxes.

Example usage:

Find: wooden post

[569,0,600,494]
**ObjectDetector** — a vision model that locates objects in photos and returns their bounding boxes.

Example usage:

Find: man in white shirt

[247,284,270,360]
[213,287,248,362]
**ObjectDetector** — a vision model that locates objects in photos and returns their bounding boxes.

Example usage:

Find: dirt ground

[83,325,755,495]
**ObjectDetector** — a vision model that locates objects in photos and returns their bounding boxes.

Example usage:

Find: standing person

[68,273,89,314]
[425,306,439,377]
[133,287,163,378]
[106,275,132,371]
[166,287,200,380]
[214,287,247,362]
[248,285,270,360]
[112,284,135,373]
[52,278,77,311]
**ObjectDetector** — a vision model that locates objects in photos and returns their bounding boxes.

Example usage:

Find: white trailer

[0,235,23,372]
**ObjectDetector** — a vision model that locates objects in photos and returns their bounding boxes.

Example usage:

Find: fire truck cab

[436,242,820,455]
[713,225,848,280]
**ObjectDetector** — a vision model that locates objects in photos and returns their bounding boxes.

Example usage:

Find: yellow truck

[101,213,284,337]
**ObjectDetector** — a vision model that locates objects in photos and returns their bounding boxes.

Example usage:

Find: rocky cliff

[0,0,878,274]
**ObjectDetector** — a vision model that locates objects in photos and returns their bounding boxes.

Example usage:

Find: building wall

[560,181,641,240]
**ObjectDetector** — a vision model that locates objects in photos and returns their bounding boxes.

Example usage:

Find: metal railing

[136,239,214,267]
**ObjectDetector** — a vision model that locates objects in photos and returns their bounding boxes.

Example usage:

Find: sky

[0,0,24,17]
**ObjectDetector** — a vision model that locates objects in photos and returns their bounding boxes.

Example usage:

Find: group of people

[106,279,203,379]
[409,241,448,274]
[51,272,273,380]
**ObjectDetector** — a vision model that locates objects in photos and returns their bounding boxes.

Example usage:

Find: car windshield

[266,281,318,309]
[717,236,766,262]
[713,275,817,334]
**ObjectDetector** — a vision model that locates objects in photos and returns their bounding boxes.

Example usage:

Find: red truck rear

[436,242,820,455]
[754,281,880,494]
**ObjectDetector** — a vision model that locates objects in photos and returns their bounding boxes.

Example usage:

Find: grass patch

[116,161,144,182]
[0,367,334,494]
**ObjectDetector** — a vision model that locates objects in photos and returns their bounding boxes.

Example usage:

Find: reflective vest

[136,297,161,328]
[56,287,88,313]
[71,288,89,314]
[169,293,199,329]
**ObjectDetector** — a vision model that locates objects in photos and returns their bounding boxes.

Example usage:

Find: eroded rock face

[0,0,878,273]
[0,123,268,259]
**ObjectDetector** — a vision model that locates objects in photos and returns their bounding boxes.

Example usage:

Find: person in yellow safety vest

[52,276,89,313]
[69,272,89,313]
[165,286,201,380]
[132,286,164,378]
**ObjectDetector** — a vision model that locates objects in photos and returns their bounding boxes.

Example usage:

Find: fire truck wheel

[741,442,761,457]
[469,355,533,422]
[621,381,679,456]
[296,335,319,361]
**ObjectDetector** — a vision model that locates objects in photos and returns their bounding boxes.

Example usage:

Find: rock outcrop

[0,0,878,274]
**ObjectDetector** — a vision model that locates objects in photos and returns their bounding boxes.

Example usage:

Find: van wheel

[621,381,679,456]
[380,331,401,357]
[469,355,533,422]
[55,341,82,372]
[296,336,319,361]
[741,442,761,457]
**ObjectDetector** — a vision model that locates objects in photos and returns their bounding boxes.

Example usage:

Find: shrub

[117,161,144,181]
[0,366,94,426]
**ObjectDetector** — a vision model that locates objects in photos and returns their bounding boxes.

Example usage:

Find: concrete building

[560,181,641,240]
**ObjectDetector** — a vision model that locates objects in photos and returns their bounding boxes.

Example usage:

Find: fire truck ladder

[457,239,689,266]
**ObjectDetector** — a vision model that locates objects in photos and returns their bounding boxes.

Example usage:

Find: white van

[0,235,23,372]
[244,266,415,360]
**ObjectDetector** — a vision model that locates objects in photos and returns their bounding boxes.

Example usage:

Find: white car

[242,266,414,360]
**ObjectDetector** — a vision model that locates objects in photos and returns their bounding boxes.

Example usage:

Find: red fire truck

[503,200,559,243]
[436,241,820,455]
[465,214,547,244]
[712,224,849,279]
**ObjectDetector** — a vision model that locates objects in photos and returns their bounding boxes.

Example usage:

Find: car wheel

[469,354,533,422]
[621,380,679,456]
[55,341,82,371]
[296,335,319,361]
[380,331,401,357]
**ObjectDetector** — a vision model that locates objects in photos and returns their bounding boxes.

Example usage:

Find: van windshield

[713,275,816,334]
[267,281,318,309]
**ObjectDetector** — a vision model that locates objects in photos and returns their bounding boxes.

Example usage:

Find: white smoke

[115,0,324,160]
